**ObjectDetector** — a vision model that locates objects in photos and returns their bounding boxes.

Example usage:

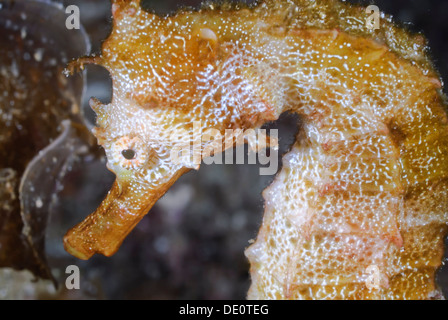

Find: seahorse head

[63,0,280,259]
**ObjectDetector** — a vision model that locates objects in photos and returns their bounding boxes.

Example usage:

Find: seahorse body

[64,0,448,299]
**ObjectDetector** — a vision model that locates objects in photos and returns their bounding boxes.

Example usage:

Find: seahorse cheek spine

[64,0,448,299]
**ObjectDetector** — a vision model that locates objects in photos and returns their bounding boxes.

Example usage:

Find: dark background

[31,0,448,299]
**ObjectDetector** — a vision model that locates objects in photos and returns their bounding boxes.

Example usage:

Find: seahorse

[64,0,448,299]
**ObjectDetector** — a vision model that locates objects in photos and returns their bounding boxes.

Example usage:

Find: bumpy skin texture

[64,0,448,299]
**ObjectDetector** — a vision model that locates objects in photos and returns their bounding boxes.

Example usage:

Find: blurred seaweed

[0,0,90,283]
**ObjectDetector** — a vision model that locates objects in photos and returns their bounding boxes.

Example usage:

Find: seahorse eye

[121,149,136,160]
[111,135,148,169]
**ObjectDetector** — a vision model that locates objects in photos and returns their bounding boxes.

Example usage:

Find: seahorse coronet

[64,0,448,299]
